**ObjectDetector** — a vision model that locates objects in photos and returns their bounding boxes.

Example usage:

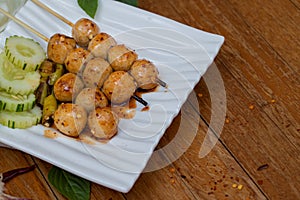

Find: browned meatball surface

[47,33,76,64]
[75,87,109,112]
[88,32,117,59]
[129,59,159,90]
[82,57,112,88]
[88,107,119,139]
[54,103,87,137]
[54,73,84,102]
[102,71,137,105]
[64,47,92,74]
[72,18,100,47]
[107,44,138,71]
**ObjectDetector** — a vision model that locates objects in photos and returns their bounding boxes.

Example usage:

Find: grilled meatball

[88,107,119,139]
[47,33,76,64]
[75,87,109,112]
[129,59,159,90]
[102,71,137,105]
[88,32,117,59]
[82,57,112,88]
[72,18,100,47]
[64,47,92,74]
[54,103,87,137]
[53,73,84,102]
[107,44,138,71]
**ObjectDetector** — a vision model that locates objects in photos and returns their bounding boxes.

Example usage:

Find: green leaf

[116,0,138,7]
[48,166,90,200]
[78,0,98,18]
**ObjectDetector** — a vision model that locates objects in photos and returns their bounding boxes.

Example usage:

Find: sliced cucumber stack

[0,36,46,129]
[0,91,36,112]
[5,36,46,71]
[0,53,41,95]
[0,106,42,129]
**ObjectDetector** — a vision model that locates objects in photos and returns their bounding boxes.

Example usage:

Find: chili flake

[237,184,243,190]
[257,164,269,171]
[249,105,255,110]
[169,168,176,173]
[225,118,230,124]
[198,93,203,98]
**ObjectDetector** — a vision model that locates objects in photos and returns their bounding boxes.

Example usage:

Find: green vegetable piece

[48,64,64,86]
[78,0,98,18]
[0,91,36,112]
[35,80,49,106]
[4,35,46,72]
[39,60,55,78]
[117,0,137,7]
[42,94,57,126]
[48,166,90,200]
[0,106,42,129]
[0,53,41,95]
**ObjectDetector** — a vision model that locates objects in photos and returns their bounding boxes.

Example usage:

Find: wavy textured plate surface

[0,0,224,192]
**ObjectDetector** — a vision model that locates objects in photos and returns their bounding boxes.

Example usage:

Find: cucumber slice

[0,106,42,129]
[0,53,41,95]
[5,35,46,71]
[0,91,36,112]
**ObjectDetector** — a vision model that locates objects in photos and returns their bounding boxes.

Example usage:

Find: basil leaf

[78,0,98,18]
[48,166,90,200]
[116,0,138,7]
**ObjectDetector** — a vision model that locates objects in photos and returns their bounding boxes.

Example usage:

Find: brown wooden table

[1,0,299,199]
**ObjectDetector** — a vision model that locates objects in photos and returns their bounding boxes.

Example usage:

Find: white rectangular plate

[0,0,224,192]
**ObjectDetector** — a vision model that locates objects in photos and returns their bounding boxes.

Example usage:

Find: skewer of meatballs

[33,6,167,140]
[0,0,168,140]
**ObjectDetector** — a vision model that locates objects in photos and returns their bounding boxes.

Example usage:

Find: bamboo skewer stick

[0,7,49,42]
[0,1,158,107]
[31,0,168,89]
[0,8,149,106]
[31,0,74,27]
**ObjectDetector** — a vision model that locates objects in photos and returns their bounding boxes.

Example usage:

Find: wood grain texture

[124,102,263,199]
[32,157,126,200]
[139,0,300,199]
[0,148,57,199]
[138,0,300,199]
[152,101,266,199]
[230,0,300,71]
